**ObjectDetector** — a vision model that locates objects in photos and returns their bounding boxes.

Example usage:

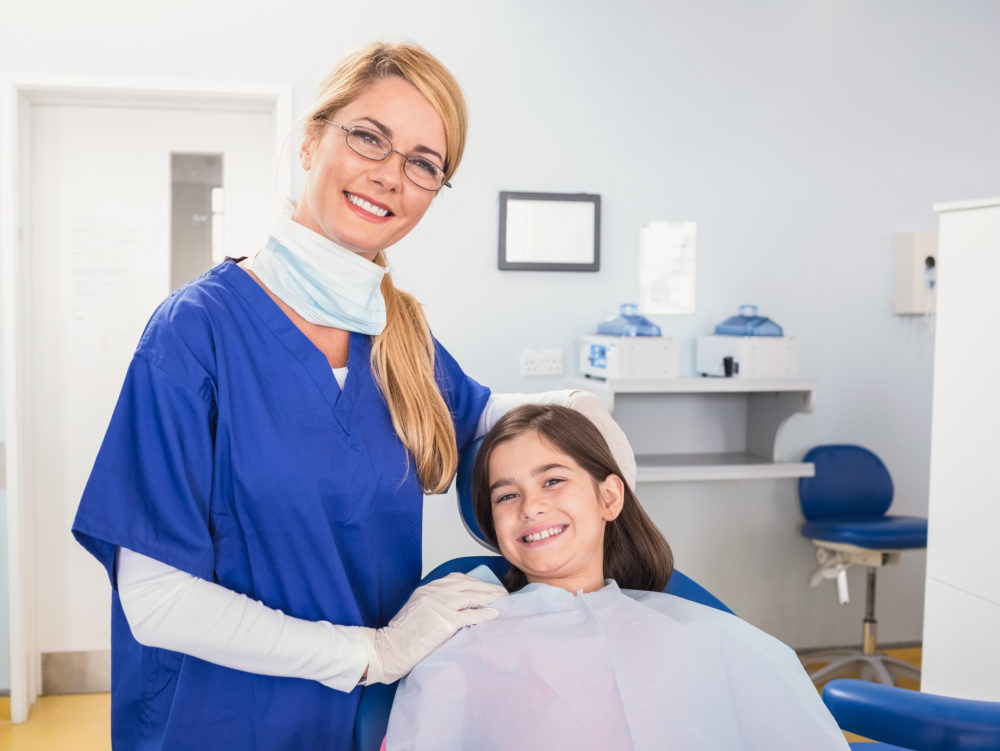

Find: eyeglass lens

[345,128,445,191]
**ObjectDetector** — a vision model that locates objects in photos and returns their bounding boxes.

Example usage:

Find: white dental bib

[386,568,848,750]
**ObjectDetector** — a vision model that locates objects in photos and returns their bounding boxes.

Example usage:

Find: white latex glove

[566,390,638,491]
[361,572,506,684]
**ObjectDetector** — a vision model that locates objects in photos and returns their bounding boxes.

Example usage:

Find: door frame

[0,75,293,722]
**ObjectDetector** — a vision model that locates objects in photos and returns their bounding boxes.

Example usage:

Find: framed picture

[498,191,600,271]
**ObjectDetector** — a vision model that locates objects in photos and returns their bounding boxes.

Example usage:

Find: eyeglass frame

[321,119,451,191]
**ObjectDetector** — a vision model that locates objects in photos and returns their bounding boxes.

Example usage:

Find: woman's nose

[367,152,405,190]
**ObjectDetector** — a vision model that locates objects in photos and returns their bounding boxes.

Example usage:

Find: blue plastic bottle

[597,304,662,337]
[713,305,783,337]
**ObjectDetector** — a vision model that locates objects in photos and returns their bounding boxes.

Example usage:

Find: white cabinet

[922,197,1000,700]
[569,376,816,482]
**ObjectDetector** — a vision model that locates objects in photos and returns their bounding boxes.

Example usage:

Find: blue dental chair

[797,444,927,687]
[353,438,731,751]
[823,679,1000,750]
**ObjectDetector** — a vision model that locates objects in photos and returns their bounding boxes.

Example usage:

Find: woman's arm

[117,547,504,690]
[117,547,371,690]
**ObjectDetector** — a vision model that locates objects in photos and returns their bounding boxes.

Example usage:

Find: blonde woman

[72,43,630,750]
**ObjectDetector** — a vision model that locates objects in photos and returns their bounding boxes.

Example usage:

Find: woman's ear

[598,474,625,521]
[299,136,315,171]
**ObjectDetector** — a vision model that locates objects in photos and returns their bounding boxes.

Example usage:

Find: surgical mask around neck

[248,217,388,335]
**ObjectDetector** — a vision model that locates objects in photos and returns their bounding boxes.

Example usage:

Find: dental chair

[797,444,926,687]
[355,440,999,751]
[353,438,732,751]
[823,679,1000,750]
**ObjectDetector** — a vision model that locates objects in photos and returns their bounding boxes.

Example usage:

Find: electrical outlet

[521,348,564,376]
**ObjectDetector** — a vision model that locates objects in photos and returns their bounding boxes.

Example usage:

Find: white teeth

[347,192,388,217]
[523,526,565,543]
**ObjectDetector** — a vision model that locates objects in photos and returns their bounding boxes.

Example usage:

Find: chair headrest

[455,435,500,552]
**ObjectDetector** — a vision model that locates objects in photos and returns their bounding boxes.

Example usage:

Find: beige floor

[0,693,110,751]
[0,648,922,750]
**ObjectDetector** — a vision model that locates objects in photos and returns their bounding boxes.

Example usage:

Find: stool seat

[801,515,927,550]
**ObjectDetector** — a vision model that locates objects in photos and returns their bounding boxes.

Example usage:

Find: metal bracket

[808,542,900,605]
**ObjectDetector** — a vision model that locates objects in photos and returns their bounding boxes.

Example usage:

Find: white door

[4,81,289,720]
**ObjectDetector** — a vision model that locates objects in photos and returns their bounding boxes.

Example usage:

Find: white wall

[2,1,999,687]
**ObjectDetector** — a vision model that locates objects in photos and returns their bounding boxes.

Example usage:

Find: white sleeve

[475,390,581,437]
[116,547,374,692]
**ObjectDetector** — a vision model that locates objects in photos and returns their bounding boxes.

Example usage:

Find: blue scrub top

[72,259,490,751]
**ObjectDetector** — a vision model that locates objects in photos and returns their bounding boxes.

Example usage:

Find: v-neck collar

[216,259,370,434]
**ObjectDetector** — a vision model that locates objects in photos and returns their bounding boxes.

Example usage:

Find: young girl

[384,404,849,750]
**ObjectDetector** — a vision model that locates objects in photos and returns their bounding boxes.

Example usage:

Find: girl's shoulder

[623,587,797,658]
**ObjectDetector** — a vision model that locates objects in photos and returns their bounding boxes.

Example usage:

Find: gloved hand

[361,572,506,684]
[566,390,638,491]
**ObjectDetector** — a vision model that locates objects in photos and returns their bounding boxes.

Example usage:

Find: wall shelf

[569,376,817,482]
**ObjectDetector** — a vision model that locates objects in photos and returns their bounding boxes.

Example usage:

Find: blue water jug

[597,304,661,337]
[713,305,783,337]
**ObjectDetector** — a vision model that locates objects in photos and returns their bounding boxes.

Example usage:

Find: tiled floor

[0,648,922,749]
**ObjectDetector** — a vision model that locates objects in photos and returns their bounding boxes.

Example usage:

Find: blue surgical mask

[247,217,388,335]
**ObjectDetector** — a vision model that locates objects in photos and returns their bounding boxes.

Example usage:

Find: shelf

[568,376,816,483]
[570,376,817,410]
[636,453,815,483]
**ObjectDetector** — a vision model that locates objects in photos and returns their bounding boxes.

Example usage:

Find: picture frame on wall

[498,191,600,271]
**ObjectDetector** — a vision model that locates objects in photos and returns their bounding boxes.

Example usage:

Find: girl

[385,405,849,750]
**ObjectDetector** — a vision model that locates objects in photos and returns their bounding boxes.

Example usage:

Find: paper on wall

[638,221,696,315]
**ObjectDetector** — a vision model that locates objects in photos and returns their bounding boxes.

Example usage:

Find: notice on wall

[638,221,696,315]
[70,221,141,335]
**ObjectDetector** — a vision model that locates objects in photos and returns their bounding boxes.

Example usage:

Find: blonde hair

[303,42,468,493]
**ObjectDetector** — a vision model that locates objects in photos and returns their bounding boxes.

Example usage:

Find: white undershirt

[332,366,348,389]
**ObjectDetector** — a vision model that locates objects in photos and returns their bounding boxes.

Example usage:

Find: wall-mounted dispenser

[893,232,938,315]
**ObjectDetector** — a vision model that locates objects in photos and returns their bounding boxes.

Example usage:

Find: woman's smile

[343,191,393,221]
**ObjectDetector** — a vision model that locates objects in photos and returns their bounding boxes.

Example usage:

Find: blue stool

[797,444,927,686]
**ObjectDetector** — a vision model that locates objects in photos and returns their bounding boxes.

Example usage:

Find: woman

[385,405,849,750]
[72,43,627,750]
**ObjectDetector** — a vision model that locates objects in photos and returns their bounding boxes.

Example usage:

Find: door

[2,79,290,721]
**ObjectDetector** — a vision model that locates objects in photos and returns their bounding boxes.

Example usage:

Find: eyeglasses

[322,120,451,192]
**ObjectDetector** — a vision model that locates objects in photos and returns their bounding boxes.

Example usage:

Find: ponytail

[370,253,457,493]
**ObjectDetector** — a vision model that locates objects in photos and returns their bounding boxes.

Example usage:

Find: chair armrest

[822,679,1000,751]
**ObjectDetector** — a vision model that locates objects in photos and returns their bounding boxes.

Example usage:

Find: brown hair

[302,42,468,493]
[472,405,673,592]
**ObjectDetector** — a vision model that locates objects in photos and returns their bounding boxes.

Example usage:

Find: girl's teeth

[347,193,388,217]
[523,526,565,543]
